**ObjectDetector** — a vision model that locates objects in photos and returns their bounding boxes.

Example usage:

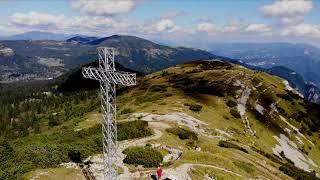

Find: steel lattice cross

[82,47,136,180]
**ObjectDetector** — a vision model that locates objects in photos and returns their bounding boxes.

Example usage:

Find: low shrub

[279,163,319,180]
[134,93,163,105]
[117,120,153,141]
[120,108,133,114]
[260,91,276,106]
[123,146,163,167]
[218,140,248,153]
[48,115,60,127]
[160,71,169,77]
[230,108,241,119]
[251,147,282,164]
[185,103,202,112]
[277,93,293,102]
[68,150,82,163]
[186,140,197,148]
[226,99,237,107]
[166,127,198,140]
[149,85,168,92]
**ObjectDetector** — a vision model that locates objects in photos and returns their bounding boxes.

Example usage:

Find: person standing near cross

[157,164,163,180]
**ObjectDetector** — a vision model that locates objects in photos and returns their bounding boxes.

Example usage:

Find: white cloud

[161,10,187,19]
[156,19,175,32]
[71,0,136,16]
[260,0,313,18]
[142,18,179,34]
[197,22,217,35]
[245,24,271,33]
[9,11,132,36]
[10,12,66,28]
[281,23,320,37]
[0,24,24,35]
[222,20,244,33]
[280,16,304,25]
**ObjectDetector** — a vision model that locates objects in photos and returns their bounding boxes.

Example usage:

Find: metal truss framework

[82,47,136,180]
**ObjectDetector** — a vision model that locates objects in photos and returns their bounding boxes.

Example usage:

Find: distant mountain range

[0,35,213,82]
[0,31,76,41]
[209,43,320,87]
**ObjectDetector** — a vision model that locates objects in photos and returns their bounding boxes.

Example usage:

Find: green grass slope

[1,60,320,179]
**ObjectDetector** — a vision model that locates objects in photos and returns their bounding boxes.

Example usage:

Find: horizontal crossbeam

[82,67,136,86]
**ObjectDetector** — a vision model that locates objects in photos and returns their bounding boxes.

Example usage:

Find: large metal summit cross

[82,47,136,180]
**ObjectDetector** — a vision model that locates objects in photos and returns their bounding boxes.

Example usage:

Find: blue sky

[0,0,319,47]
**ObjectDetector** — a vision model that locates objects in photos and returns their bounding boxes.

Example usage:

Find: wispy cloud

[245,24,271,33]
[260,0,313,18]
[260,0,313,25]
[2,0,320,44]
[71,0,137,16]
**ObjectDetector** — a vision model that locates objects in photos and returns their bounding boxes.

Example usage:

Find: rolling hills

[1,60,320,179]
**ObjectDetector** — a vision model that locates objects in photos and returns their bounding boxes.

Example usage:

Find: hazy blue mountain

[0,31,74,41]
[209,42,320,87]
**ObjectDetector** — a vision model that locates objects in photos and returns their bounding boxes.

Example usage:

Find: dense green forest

[0,78,154,179]
[0,81,101,179]
[0,81,98,137]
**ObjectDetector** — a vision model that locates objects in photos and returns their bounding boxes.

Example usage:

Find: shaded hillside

[265,66,320,104]
[57,60,142,93]
[66,36,99,44]
[267,66,306,93]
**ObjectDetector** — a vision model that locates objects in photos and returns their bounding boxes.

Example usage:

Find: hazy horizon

[0,0,319,48]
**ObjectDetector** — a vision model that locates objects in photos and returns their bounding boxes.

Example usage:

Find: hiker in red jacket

[157,165,163,180]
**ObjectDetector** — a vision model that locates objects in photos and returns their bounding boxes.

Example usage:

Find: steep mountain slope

[221,58,320,105]
[56,60,143,93]
[209,42,320,87]
[266,66,306,93]
[0,35,213,82]
[266,66,320,104]
[3,60,320,179]
[109,60,320,179]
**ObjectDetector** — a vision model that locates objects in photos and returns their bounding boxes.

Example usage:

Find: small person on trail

[157,165,163,180]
